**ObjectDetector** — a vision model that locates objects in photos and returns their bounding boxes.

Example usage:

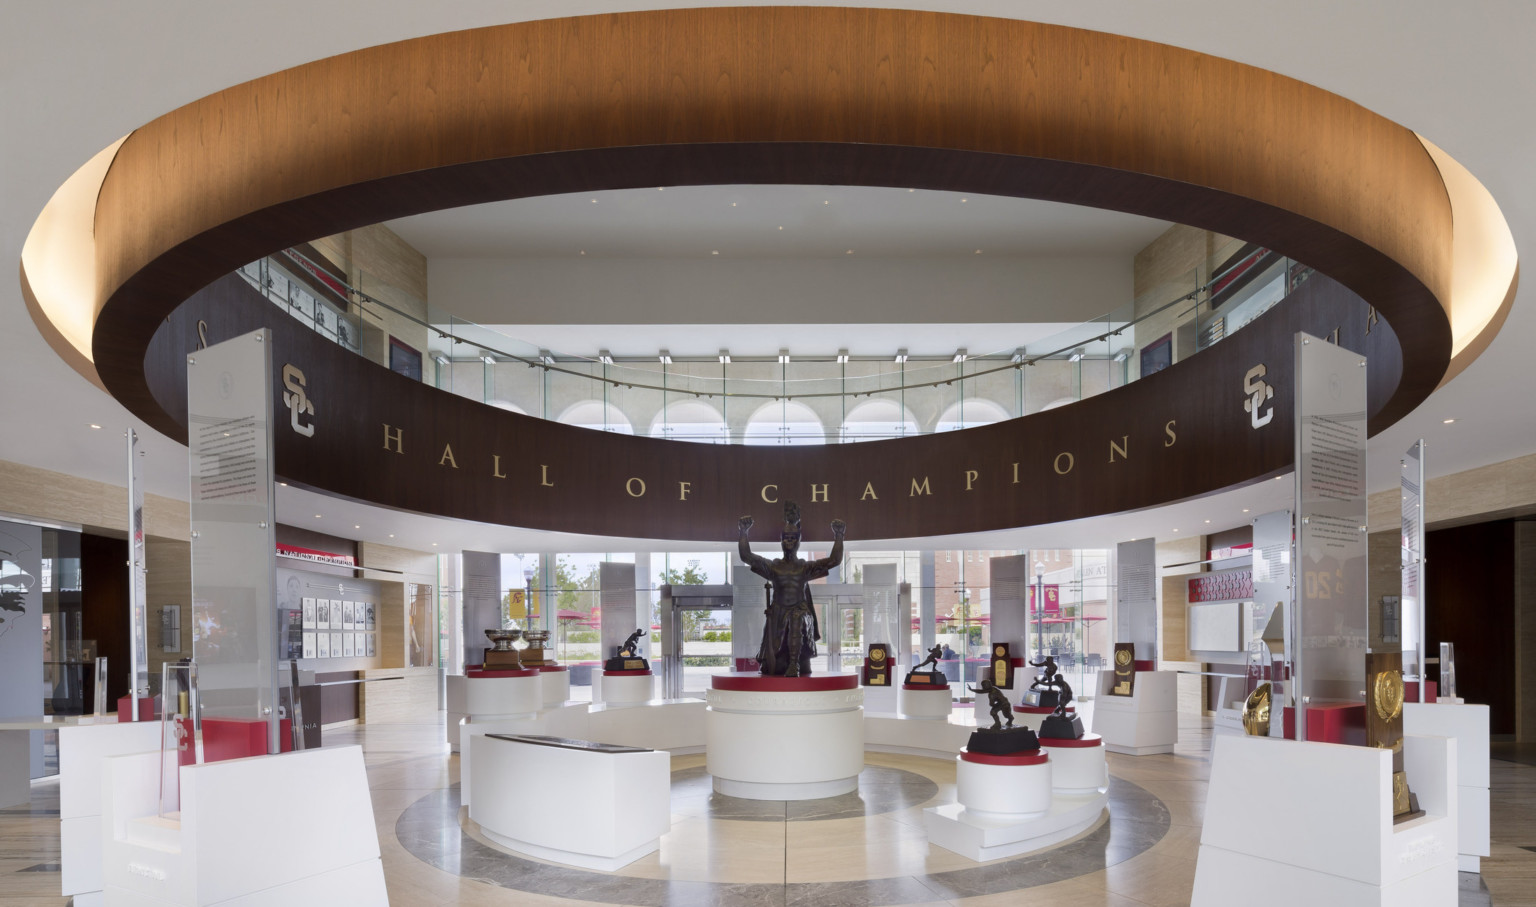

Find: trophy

[521,629,553,667]
[484,628,525,670]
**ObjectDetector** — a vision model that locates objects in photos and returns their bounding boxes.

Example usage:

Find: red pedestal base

[1038,732,1103,749]
[116,695,158,722]
[960,747,1049,766]
[464,665,540,679]
[1281,702,1367,746]
[710,672,859,692]
[602,669,654,677]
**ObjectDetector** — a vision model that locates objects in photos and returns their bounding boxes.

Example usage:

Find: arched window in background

[555,400,635,434]
[743,400,825,446]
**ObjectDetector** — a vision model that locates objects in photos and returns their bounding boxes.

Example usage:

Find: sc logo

[1244,364,1274,429]
[282,364,315,438]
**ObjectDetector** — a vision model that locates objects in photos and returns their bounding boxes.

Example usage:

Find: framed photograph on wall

[302,597,316,629]
[316,599,330,630]
[1139,332,1173,378]
[303,631,316,659]
[365,602,376,631]
[389,336,423,381]
[343,633,355,658]
[316,631,330,658]
[330,632,342,659]
[342,601,355,630]
[366,634,376,658]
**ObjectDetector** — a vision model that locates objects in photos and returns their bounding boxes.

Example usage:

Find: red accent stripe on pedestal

[535,665,569,673]
[1133,660,1155,672]
[710,672,859,692]
[465,667,540,678]
[1016,705,1074,714]
[1038,733,1103,748]
[901,683,951,691]
[960,747,1049,766]
[603,669,654,677]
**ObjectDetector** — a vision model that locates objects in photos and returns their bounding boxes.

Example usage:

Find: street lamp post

[1034,561,1046,661]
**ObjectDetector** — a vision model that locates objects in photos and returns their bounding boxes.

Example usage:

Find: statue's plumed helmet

[781,501,802,539]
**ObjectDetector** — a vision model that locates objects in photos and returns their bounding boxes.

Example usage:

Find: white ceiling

[3,1,1533,553]
[387,186,1171,260]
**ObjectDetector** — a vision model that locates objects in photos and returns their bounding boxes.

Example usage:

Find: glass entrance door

[675,606,733,698]
[822,594,864,674]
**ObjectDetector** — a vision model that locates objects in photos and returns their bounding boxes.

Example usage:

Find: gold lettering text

[910,476,932,496]
[492,455,506,478]
[382,423,404,454]
[1327,326,1340,345]
[678,481,691,501]
[810,483,829,503]
[1012,462,1020,484]
[1366,305,1379,335]
[861,482,878,501]
[439,444,458,468]
[1109,435,1128,463]
[540,464,554,487]
[761,484,778,503]
[965,469,979,491]
[626,477,647,498]
[1164,420,1178,448]
[1053,452,1075,475]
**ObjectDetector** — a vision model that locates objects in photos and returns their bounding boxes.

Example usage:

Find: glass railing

[235,233,1311,445]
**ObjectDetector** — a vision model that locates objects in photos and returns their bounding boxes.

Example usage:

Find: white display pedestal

[468,733,669,871]
[1192,734,1458,907]
[538,666,571,706]
[1405,701,1490,873]
[101,745,387,906]
[597,670,654,707]
[58,720,161,907]
[445,674,468,752]
[706,674,863,800]
[897,684,953,720]
[1038,734,1107,794]
[0,715,103,808]
[862,684,898,715]
[1091,670,1177,755]
[465,669,542,719]
[925,747,1107,862]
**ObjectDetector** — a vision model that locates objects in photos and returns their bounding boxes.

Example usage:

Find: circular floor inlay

[396,763,1170,905]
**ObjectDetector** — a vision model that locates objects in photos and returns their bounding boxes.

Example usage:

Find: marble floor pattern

[1,713,1532,905]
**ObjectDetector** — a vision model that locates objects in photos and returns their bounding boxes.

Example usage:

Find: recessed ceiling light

[431,542,438,546]
[1242,508,1250,513]
[1204,519,1211,523]
[353,525,360,530]
[1173,529,1179,532]
[388,534,394,538]
[778,225,783,230]
[711,250,719,255]
[960,198,968,203]
[823,200,829,205]
[89,423,101,429]
[974,249,982,254]
[730,202,737,207]
[579,250,585,255]
[278,482,287,486]
[908,188,915,192]
[1442,418,1455,424]
[314,514,322,518]
[590,198,598,203]
[845,249,854,254]
[657,187,664,191]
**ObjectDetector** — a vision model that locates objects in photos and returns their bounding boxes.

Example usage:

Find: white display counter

[101,745,387,906]
[1,715,113,808]
[705,673,864,800]
[862,684,898,715]
[464,669,542,719]
[1405,701,1490,872]
[467,733,670,871]
[897,684,953,720]
[1192,733,1458,907]
[58,719,162,907]
[1091,670,1178,755]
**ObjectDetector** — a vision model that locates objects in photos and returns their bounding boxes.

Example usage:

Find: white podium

[925,745,1107,862]
[706,674,864,800]
[1091,670,1178,755]
[101,745,387,906]
[597,670,654,707]
[1405,701,1489,872]
[1038,734,1108,794]
[468,733,669,871]
[464,668,543,719]
[538,666,572,706]
[1192,734,1458,907]
[897,684,953,720]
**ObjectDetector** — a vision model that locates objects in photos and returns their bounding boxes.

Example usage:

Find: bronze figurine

[969,678,1016,730]
[738,502,845,677]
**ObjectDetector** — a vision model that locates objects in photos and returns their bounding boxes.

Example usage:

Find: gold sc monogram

[1243,364,1274,429]
[282,364,315,437]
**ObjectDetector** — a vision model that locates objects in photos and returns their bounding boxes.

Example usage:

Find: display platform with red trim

[710,672,858,692]
[960,747,1049,766]
[465,666,539,679]
[535,665,568,673]
[1038,732,1103,749]
[602,669,654,677]
[1017,704,1075,715]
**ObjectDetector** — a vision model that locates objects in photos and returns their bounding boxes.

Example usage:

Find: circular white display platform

[706,674,864,801]
[898,684,953,720]
[598,671,654,707]
[1038,734,1107,794]
[538,667,570,706]
[956,750,1053,816]
[464,670,542,719]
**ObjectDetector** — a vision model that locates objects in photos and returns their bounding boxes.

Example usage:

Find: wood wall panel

[359,667,438,725]
[1425,519,1516,735]
[84,8,1455,444]
[0,458,188,541]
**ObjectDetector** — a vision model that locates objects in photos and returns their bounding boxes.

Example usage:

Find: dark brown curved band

[79,8,1452,540]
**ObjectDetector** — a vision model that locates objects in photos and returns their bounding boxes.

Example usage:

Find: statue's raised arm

[737,514,769,576]
[809,518,846,577]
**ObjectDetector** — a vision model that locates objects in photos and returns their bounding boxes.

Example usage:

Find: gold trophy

[1365,651,1422,822]
[1241,682,1272,736]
